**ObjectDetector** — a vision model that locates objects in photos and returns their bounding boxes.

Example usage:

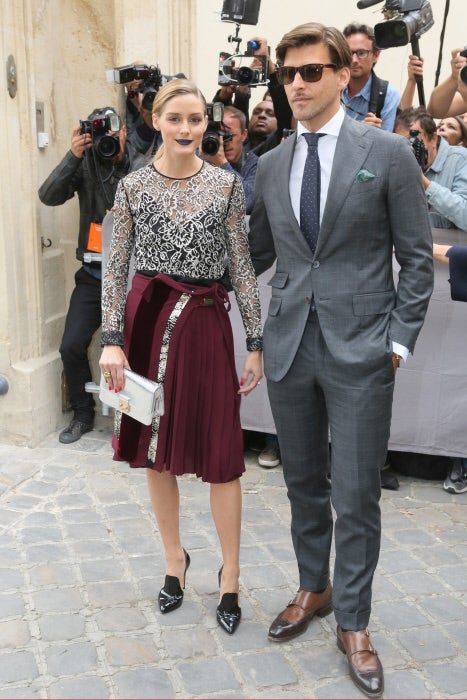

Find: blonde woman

[99,79,263,634]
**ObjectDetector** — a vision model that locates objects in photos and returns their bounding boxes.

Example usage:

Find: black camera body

[111,64,163,110]
[409,129,428,170]
[220,0,261,25]
[460,48,467,85]
[218,51,268,87]
[371,0,434,49]
[79,112,122,159]
[202,102,234,156]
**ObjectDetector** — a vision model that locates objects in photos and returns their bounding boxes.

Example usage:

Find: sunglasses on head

[275,63,337,85]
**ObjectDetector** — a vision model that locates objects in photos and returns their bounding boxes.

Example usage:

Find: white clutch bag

[99,369,164,425]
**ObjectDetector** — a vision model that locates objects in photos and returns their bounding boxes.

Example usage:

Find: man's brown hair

[276,22,352,70]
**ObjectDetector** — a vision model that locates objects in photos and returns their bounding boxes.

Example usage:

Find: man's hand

[392,352,401,372]
[248,36,275,74]
[363,112,382,129]
[199,135,228,167]
[114,124,127,163]
[433,242,451,262]
[70,125,91,158]
[450,47,467,87]
[407,54,424,81]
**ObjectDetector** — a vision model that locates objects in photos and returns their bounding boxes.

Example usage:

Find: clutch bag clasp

[119,396,130,413]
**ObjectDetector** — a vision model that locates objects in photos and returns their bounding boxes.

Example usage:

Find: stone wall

[0,0,462,444]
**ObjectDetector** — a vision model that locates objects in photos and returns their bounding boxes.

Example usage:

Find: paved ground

[0,413,466,699]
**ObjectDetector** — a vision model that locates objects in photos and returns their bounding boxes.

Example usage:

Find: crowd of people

[37,17,467,697]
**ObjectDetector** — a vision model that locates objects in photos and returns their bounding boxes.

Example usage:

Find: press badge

[87,222,102,253]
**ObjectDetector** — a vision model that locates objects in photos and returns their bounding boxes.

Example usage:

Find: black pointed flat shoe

[217,592,242,634]
[158,549,190,614]
[216,565,241,634]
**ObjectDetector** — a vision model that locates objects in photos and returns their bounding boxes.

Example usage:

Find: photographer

[122,64,186,156]
[341,23,400,131]
[38,107,138,443]
[409,108,467,231]
[427,47,467,119]
[200,105,258,213]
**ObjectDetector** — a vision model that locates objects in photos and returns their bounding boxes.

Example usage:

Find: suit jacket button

[312,260,320,268]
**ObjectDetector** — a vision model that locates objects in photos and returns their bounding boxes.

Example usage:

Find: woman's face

[153,93,207,156]
[437,117,462,145]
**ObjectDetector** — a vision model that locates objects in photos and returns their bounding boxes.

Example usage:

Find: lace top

[101,160,262,350]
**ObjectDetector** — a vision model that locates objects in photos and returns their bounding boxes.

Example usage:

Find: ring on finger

[103,371,111,378]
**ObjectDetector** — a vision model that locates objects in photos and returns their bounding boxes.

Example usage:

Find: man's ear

[372,49,381,66]
[337,66,351,91]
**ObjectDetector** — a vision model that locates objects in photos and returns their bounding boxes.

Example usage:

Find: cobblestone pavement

[0,414,466,699]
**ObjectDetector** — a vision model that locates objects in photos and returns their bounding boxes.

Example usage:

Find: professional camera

[408,128,428,169]
[79,110,122,159]
[201,102,233,156]
[109,64,163,110]
[460,48,467,85]
[218,50,268,87]
[217,0,268,88]
[357,0,434,49]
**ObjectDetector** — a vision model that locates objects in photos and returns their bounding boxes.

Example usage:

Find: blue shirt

[426,137,467,231]
[342,73,400,132]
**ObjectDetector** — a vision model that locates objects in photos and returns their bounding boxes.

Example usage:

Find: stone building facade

[0,0,459,444]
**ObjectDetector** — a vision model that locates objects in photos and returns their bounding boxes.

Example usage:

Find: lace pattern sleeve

[224,175,263,351]
[101,179,135,346]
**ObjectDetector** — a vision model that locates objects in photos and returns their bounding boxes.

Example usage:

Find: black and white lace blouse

[101,160,262,351]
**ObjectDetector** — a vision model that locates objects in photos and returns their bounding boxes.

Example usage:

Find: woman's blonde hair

[151,78,207,161]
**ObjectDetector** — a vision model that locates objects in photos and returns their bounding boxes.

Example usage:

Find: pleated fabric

[111,272,245,483]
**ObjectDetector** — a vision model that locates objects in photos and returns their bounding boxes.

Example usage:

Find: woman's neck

[155,153,202,179]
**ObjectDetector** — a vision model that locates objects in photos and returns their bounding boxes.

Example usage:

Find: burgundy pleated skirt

[111,272,245,483]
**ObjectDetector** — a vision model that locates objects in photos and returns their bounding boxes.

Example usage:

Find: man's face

[346,32,379,81]
[283,42,349,132]
[411,119,438,168]
[221,113,248,164]
[249,100,277,138]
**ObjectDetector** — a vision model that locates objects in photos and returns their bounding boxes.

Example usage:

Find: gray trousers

[267,313,395,630]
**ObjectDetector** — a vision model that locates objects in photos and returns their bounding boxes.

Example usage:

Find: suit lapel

[319,118,373,246]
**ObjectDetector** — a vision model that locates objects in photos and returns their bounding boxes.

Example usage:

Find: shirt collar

[342,73,372,101]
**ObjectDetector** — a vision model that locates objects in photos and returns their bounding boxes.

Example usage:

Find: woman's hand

[99,345,130,392]
[238,350,263,395]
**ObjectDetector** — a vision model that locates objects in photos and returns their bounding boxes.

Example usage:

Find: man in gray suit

[248,23,433,697]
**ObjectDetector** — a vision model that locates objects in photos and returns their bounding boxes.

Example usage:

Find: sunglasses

[275,63,337,85]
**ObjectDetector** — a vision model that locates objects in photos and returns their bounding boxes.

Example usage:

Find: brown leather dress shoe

[268,583,333,642]
[337,626,384,698]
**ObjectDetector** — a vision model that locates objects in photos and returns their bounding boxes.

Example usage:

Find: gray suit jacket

[249,116,434,382]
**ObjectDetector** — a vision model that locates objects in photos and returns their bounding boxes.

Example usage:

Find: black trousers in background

[59,266,102,423]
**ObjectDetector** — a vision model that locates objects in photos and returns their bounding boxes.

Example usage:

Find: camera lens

[141,88,157,111]
[96,135,120,159]
[202,133,220,156]
[461,65,467,85]
[236,66,254,85]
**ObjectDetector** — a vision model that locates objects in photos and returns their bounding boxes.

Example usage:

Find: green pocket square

[354,169,375,183]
